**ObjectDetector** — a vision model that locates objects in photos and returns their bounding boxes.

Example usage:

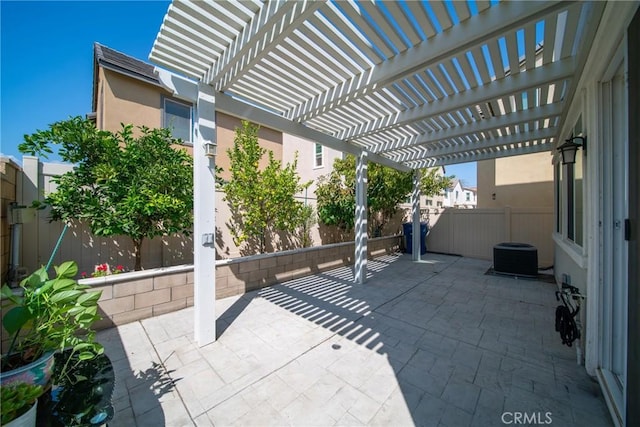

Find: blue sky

[0,0,477,186]
[1,0,170,162]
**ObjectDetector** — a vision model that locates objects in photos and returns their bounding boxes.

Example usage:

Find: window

[436,201,443,208]
[163,98,192,143]
[558,116,584,247]
[314,143,324,168]
[465,192,470,201]
[565,153,584,245]
[426,199,433,206]
[572,148,584,245]
[455,190,459,200]
[555,163,562,234]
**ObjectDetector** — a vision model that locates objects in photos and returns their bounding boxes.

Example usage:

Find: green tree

[224,121,309,254]
[316,155,453,235]
[19,117,193,271]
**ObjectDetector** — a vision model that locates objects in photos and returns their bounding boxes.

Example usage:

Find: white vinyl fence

[9,156,553,278]
[423,206,554,267]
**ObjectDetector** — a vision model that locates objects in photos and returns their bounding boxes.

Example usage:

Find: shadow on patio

[104,253,612,426]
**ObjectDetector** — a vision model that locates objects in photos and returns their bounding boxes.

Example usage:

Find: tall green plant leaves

[316,157,453,235]
[19,117,194,270]
[224,121,310,254]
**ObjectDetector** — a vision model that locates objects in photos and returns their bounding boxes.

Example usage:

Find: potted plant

[0,383,42,426]
[1,261,103,424]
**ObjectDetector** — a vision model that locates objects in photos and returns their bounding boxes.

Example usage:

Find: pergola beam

[156,67,412,174]
[288,1,574,123]
[407,141,553,168]
[346,58,575,143]
[396,127,558,163]
[215,92,412,172]
[383,103,562,159]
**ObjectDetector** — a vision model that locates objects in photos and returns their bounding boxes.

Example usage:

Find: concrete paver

[98,253,613,426]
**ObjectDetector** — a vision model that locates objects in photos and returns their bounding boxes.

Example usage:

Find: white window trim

[552,232,588,268]
[163,97,193,145]
[313,143,324,169]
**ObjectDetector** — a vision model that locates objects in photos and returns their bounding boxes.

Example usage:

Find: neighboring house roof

[94,42,160,85]
[447,179,476,194]
[92,42,161,113]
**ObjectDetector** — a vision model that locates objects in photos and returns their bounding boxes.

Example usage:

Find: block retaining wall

[86,236,400,329]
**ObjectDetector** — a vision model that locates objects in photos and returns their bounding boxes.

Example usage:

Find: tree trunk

[133,238,143,271]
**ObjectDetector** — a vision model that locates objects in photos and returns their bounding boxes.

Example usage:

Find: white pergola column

[354,152,368,284]
[412,169,421,261]
[193,82,217,346]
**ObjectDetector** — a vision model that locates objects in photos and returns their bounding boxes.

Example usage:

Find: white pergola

[149,0,604,345]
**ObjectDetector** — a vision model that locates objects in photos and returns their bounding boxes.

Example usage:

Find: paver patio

[98,253,612,426]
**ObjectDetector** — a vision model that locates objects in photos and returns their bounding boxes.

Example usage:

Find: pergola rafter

[408,140,554,168]
[286,1,575,124]
[207,0,326,90]
[397,127,558,163]
[373,102,563,156]
[336,58,575,144]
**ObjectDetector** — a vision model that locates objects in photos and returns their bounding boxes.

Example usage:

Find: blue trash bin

[403,222,428,254]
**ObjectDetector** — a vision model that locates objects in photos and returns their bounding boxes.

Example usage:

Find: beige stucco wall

[477,152,553,208]
[99,68,165,132]
[97,68,284,171]
[281,134,343,196]
[216,113,283,182]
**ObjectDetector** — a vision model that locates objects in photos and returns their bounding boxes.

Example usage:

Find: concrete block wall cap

[80,264,194,286]
[77,236,402,286]
[216,235,398,265]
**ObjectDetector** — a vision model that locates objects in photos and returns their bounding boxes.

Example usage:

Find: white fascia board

[290,1,574,122]
[345,58,575,142]
[379,102,563,156]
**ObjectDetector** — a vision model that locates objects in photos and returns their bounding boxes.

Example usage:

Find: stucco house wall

[550,4,639,424]
[477,152,553,208]
[98,67,165,132]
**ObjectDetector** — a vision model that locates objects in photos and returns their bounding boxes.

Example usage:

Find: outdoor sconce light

[557,135,586,165]
[203,141,217,158]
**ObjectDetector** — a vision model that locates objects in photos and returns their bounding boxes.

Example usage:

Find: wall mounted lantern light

[203,141,217,158]
[557,135,586,165]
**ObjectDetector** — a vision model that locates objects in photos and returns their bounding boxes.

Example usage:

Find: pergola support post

[412,170,421,261]
[354,152,368,284]
[193,83,217,346]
